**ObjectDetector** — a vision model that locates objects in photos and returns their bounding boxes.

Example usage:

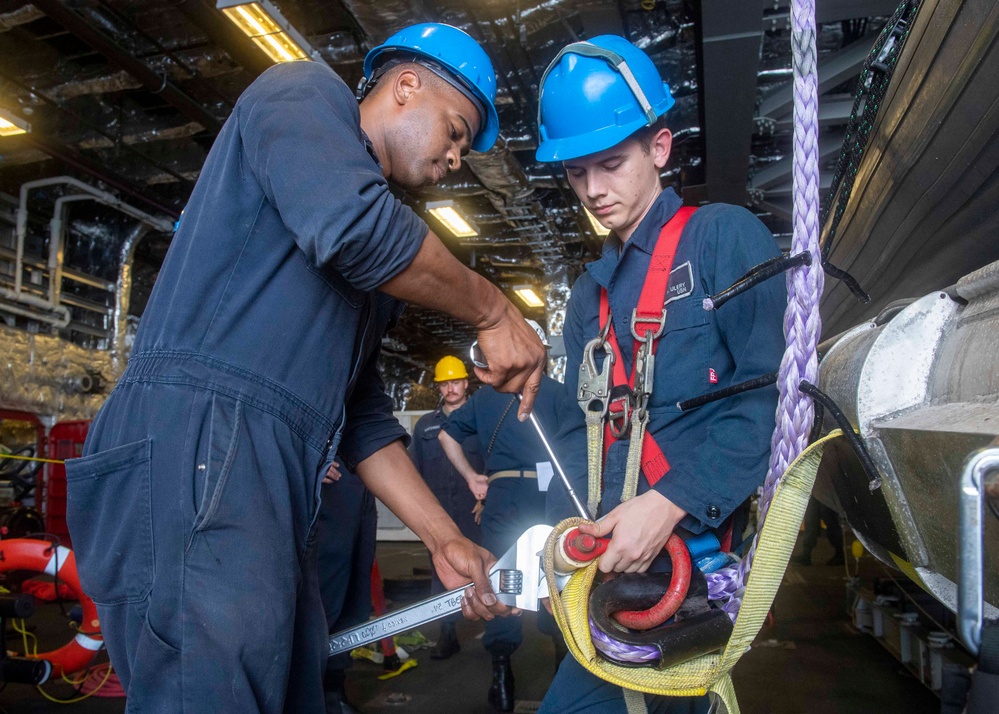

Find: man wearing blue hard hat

[64,22,546,713]
[536,36,786,713]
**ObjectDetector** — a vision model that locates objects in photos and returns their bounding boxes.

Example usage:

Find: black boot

[488,655,515,712]
[430,621,460,660]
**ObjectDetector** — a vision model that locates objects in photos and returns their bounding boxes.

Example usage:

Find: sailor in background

[440,374,566,712]
[409,355,485,660]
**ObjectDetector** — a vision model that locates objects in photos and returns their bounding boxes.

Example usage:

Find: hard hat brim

[536,117,651,163]
[471,103,499,152]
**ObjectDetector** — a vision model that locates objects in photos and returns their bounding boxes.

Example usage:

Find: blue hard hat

[536,35,674,162]
[364,23,500,152]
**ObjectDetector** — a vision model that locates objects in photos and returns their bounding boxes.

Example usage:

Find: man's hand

[473,303,546,420]
[466,473,489,501]
[440,431,491,499]
[378,231,545,420]
[355,442,515,622]
[323,461,342,484]
[577,490,687,574]
[431,537,519,621]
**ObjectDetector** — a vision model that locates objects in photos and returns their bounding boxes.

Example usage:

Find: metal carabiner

[578,336,614,417]
[632,338,657,421]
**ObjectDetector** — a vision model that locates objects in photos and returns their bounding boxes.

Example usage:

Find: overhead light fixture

[0,108,30,137]
[583,207,610,237]
[216,0,320,64]
[426,200,478,238]
[513,286,545,309]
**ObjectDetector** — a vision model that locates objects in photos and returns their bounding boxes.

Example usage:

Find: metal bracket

[958,446,999,656]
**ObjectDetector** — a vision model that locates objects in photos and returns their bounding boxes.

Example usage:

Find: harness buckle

[630,308,668,343]
[633,339,657,420]
[578,337,614,418]
[607,385,634,439]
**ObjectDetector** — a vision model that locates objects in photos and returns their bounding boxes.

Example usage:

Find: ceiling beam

[758,199,792,223]
[774,94,855,129]
[758,33,878,119]
[760,171,835,198]
[30,0,222,134]
[750,130,845,191]
[763,0,904,27]
[697,0,763,205]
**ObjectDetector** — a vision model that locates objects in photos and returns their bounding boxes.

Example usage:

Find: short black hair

[632,114,670,153]
[365,61,448,99]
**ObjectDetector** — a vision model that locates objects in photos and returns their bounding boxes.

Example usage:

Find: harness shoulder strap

[598,206,697,489]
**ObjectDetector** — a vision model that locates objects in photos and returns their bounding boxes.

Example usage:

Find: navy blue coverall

[410,408,483,607]
[541,188,786,714]
[64,61,422,713]
[443,377,562,657]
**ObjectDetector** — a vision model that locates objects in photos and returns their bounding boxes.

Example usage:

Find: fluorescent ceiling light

[0,108,30,137]
[217,0,319,64]
[584,207,610,237]
[514,286,545,309]
[426,200,478,238]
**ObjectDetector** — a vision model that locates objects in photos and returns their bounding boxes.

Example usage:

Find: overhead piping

[112,223,152,377]
[7,177,172,328]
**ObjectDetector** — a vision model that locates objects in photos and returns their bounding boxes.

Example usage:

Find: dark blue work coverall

[410,408,483,607]
[541,188,786,714]
[443,377,562,657]
[317,464,377,707]
[64,61,423,713]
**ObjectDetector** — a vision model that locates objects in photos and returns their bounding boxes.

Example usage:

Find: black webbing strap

[978,620,999,674]
[964,620,999,713]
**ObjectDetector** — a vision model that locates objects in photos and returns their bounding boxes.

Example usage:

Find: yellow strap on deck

[543,430,842,714]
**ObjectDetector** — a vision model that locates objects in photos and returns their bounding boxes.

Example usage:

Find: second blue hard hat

[364,23,500,152]
[536,35,674,162]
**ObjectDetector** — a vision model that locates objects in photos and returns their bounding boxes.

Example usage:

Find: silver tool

[328,525,554,656]
[517,394,589,520]
[469,335,589,520]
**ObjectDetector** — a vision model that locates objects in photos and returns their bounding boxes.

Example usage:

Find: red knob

[563,528,610,562]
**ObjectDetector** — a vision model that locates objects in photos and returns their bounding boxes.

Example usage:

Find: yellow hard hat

[434,355,469,382]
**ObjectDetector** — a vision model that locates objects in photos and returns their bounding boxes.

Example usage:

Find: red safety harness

[597,206,696,488]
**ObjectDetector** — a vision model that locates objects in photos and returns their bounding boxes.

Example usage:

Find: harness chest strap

[593,206,697,503]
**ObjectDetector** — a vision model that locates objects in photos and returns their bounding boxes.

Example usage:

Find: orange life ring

[0,538,103,677]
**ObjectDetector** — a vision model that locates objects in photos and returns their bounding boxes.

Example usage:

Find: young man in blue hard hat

[536,36,787,713]
[64,24,546,713]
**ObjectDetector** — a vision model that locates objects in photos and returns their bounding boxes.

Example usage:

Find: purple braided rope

[589,616,661,664]
[705,0,824,617]
[584,0,824,654]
